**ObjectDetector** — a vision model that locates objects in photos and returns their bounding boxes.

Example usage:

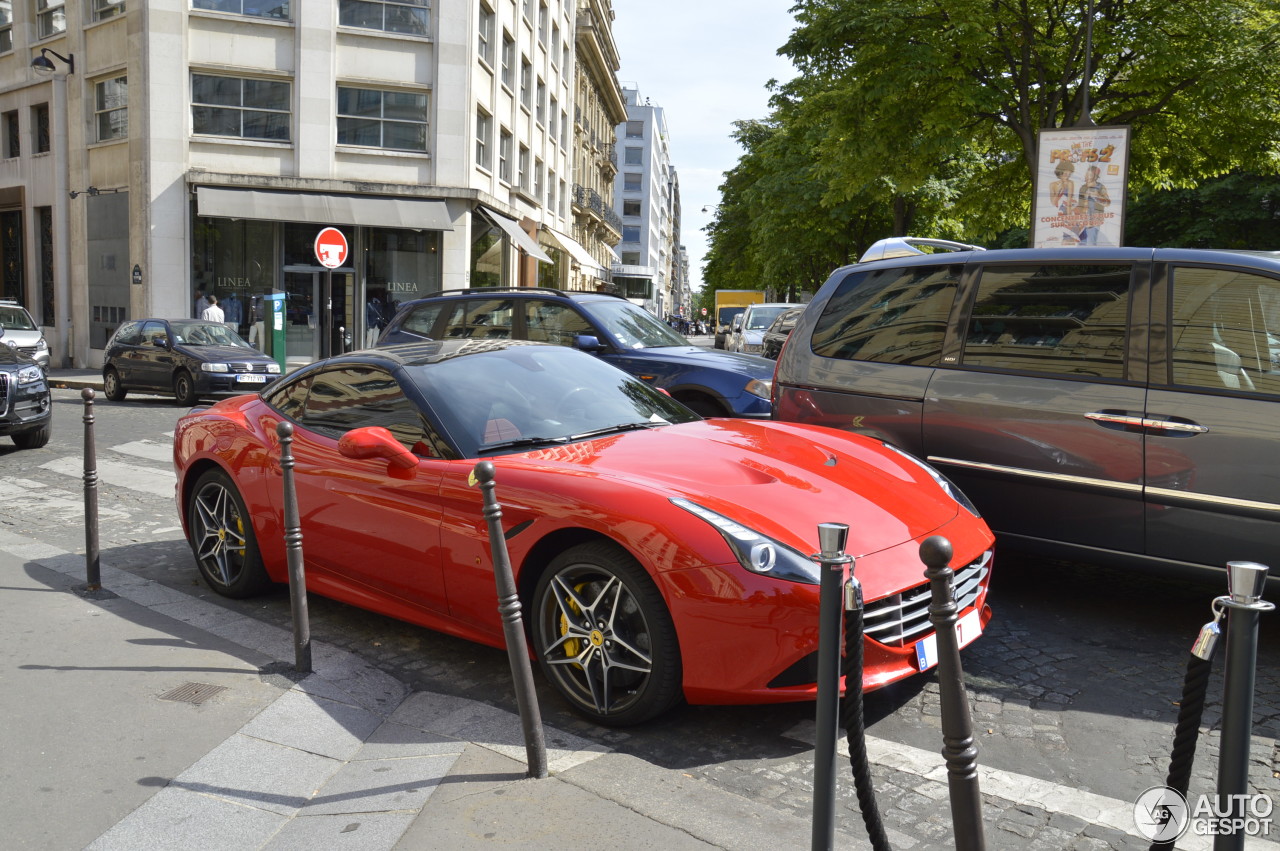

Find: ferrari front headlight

[672,497,819,584]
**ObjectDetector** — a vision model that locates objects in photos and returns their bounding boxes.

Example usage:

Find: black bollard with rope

[81,388,101,591]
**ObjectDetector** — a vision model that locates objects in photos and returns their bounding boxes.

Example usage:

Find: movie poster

[1032,125,1130,249]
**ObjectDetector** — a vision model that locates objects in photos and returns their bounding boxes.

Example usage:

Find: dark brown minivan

[773,237,1280,584]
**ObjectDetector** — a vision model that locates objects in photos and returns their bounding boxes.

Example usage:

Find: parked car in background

[174,339,995,725]
[761,306,805,360]
[0,300,50,371]
[774,235,1280,584]
[0,331,51,448]
[727,303,793,354]
[104,319,282,406]
[377,288,777,418]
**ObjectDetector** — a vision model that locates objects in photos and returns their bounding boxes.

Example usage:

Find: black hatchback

[104,319,282,405]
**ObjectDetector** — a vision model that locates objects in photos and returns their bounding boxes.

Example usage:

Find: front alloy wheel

[187,469,269,598]
[532,542,681,726]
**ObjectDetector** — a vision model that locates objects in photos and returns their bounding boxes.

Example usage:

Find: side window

[400,301,450,338]
[440,298,514,339]
[810,264,960,365]
[298,366,431,452]
[1169,266,1280,395]
[263,375,311,421]
[140,320,168,346]
[113,321,142,345]
[524,300,592,344]
[960,264,1132,379]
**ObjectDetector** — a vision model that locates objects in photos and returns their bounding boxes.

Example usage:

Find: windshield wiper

[476,435,572,455]
[569,421,665,440]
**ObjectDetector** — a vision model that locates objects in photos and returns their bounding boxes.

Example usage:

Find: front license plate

[237,374,267,383]
[914,608,983,671]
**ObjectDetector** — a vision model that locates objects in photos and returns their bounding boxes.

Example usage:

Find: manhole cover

[158,682,228,705]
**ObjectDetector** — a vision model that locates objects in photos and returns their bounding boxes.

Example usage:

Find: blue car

[376,288,776,418]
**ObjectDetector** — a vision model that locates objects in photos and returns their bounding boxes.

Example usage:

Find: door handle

[1085,411,1209,435]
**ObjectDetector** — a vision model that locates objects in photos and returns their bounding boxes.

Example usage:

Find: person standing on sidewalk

[200,294,225,324]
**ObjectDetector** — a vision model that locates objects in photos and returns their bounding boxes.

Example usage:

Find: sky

[610,1,799,298]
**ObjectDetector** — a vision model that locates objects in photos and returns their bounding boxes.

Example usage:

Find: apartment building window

[0,1,13,52]
[625,121,643,139]
[521,0,532,23]
[537,0,547,44]
[500,32,514,89]
[622,199,640,217]
[94,76,128,142]
[3,111,17,158]
[621,251,640,265]
[339,0,428,36]
[477,1,494,66]
[535,79,546,125]
[34,104,49,153]
[548,96,558,141]
[622,226,640,243]
[338,86,428,151]
[498,128,512,182]
[624,146,642,165]
[559,111,567,147]
[93,0,124,20]
[192,74,290,141]
[37,0,65,38]
[561,42,569,71]
[547,169,556,211]
[558,179,566,218]
[518,144,529,191]
[519,58,531,111]
[534,158,543,201]
[193,0,288,18]
[475,109,492,170]
[550,23,559,65]
[623,172,641,191]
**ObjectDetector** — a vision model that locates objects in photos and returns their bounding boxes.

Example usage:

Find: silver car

[0,301,50,370]
[774,236,1280,585]
[727,303,793,354]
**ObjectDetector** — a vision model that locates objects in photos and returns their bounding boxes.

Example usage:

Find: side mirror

[572,334,605,353]
[153,336,168,347]
[338,426,419,471]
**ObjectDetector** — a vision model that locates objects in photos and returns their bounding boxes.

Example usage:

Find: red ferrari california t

[174,339,994,725]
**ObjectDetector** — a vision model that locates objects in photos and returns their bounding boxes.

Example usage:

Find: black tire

[531,541,682,726]
[12,424,50,449]
[173,370,198,407]
[103,368,127,401]
[186,468,271,598]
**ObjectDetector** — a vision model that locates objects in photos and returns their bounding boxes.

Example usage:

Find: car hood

[177,344,273,362]
[619,345,775,378]
[507,419,969,565]
[0,344,37,366]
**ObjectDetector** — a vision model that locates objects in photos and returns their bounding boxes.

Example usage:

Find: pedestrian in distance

[194,288,209,319]
[200,294,225,324]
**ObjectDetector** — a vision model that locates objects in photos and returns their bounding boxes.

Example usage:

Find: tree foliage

[702,0,1280,299]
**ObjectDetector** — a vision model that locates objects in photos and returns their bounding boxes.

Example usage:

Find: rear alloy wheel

[12,424,50,449]
[187,469,270,598]
[103,368,127,401]
[173,370,198,407]
[532,542,681,726]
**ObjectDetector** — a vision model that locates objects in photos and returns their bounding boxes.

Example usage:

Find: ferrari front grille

[862,549,991,647]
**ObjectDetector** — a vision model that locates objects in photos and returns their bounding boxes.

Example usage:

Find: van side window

[441,299,515,339]
[960,264,1132,379]
[810,265,959,364]
[1169,266,1280,395]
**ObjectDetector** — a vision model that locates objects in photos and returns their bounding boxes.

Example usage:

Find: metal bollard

[82,388,101,590]
[811,522,852,851]
[276,421,312,673]
[472,461,548,779]
[921,535,985,851]
[1213,561,1274,851]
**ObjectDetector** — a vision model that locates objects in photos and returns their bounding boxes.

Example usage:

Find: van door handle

[1085,411,1209,435]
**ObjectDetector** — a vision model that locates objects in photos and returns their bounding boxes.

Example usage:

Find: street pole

[811,522,851,851]
[277,421,312,673]
[322,268,332,360]
[81,388,100,590]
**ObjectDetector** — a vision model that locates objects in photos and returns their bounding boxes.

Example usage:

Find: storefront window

[470,211,504,288]
[364,227,441,337]
[192,215,276,344]
[538,243,565,289]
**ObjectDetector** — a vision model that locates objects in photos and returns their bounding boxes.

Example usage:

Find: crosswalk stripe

[111,439,173,464]
[0,476,129,521]
[41,456,175,496]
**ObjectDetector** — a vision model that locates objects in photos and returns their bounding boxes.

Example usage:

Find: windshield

[408,344,700,457]
[168,321,252,348]
[0,306,36,331]
[745,306,789,330]
[580,300,689,349]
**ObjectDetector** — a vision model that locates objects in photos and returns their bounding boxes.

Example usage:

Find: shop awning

[542,227,604,273]
[478,208,551,263]
[195,186,454,231]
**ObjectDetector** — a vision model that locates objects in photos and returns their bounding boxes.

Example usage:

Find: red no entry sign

[314,227,349,268]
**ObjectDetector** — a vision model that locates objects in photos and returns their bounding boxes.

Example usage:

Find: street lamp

[29,48,74,367]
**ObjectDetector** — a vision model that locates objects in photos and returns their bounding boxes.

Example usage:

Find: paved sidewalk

[0,534,858,850]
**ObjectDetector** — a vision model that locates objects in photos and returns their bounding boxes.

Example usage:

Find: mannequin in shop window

[366,297,386,347]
